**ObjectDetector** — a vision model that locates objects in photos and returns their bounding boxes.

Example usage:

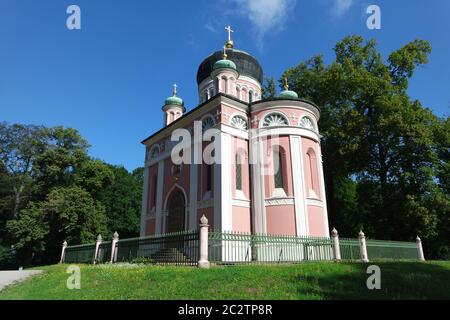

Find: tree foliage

[0,124,143,266]
[282,35,449,258]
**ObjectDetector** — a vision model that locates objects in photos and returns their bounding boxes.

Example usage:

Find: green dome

[164,84,184,106]
[165,95,184,106]
[213,59,237,71]
[278,90,299,99]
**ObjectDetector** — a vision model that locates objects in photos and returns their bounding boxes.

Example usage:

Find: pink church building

[140,28,330,239]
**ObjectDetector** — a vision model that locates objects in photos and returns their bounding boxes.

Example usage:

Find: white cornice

[251,100,320,120]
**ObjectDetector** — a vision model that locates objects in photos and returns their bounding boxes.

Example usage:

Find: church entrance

[167,188,186,233]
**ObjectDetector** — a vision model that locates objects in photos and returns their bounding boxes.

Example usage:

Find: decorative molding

[232,198,251,208]
[230,115,248,130]
[260,112,290,128]
[299,116,316,132]
[265,197,295,206]
[306,198,324,208]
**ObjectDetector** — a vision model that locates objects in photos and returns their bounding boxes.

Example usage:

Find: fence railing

[209,231,333,264]
[64,243,96,264]
[60,216,426,267]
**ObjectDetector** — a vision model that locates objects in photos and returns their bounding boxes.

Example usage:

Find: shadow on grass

[294,262,450,300]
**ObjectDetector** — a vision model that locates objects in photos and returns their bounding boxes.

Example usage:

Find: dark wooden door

[167,189,185,233]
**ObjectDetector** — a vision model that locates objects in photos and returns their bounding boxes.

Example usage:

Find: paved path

[0,271,43,291]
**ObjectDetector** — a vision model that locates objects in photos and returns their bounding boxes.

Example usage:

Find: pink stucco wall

[307,205,326,237]
[266,205,296,235]
[232,206,251,233]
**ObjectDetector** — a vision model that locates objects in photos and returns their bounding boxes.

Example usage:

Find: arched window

[306,149,320,198]
[151,174,157,207]
[236,154,242,191]
[236,86,241,100]
[230,115,248,130]
[242,88,248,102]
[209,87,214,99]
[221,77,228,94]
[273,149,284,189]
[149,145,160,160]
[262,113,289,128]
[249,90,254,103]
[202,115,215,131]
[300,116,316,132]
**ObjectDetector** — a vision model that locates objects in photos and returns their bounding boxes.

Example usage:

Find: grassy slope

[0,261,449,300]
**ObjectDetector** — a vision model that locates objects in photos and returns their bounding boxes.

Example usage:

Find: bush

[130,257,154,264]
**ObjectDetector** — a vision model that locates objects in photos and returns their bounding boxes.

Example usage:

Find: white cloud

[229,0,297,46]
[333,0,353,16]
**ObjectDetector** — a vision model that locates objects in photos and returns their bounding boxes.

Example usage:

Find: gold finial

[222,46,228,60]
[225,25,234,48]
[173,83,177,96]
[284,78,289,90]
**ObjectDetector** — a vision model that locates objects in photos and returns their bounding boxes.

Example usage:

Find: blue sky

[0,0,449,171]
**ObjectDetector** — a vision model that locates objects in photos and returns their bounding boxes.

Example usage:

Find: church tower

[141,26,329,239]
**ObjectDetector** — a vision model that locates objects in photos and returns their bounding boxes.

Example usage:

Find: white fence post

[93,234,102,264]
[110,232,119,263]
[358,231,369,262]
[60,240,68,263]
[416,236,426,261]
[331,228,341,262]
[198,215,210,269]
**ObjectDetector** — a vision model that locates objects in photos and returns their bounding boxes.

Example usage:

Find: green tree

[7,186,107,265]
[282,36,448,257]
[0,123,48,218]
[98,166,143,238]
[262,77,277,99]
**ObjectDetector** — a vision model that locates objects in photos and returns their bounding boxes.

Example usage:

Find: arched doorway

[166,188,186,233]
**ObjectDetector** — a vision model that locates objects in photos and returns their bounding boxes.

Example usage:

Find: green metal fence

[209,231,333,264]
[339,238,361,261]
[63,230,421,265]
[365,239,419,260]
[114,230,199,265]
[64,243,96,264]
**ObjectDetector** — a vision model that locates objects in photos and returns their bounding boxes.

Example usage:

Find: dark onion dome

[197,48,263,85]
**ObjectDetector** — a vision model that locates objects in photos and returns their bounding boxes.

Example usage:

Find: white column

[289,136,309,236]
[93,234,102,264]
[214,132,232,231]
[155,160,165,234]
[110,232,119,263]
[331,228,341,261]
[318,147,330,236]
[198,215,210,269]
[250,134,266,234]
[60,240,67,263]
[416,236,426,261]
[189,140,199,230]
[359,230,369,263]
[139,166,150,237]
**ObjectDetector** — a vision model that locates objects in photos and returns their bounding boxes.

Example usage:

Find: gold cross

[225,25,234,41]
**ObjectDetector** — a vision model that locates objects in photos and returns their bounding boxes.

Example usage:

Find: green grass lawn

[1,261,449,300]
